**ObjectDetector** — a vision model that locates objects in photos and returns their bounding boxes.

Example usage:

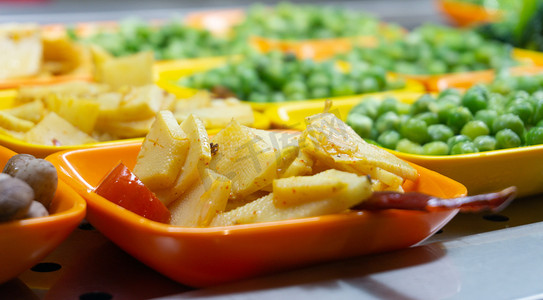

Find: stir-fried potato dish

[0,82,253,145]
[130,110,418,226]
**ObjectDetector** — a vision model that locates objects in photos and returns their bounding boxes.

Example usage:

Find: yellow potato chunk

[155,114,211,205]
[280,150,313,178]
[209,120,278,199]
[24,112,96,146]
[273,169,353,207]
[301,113,418,181]
[94,50,154,89]
[45,94,100,134]
[0,111,35,132]
[111,85,168,122]
[3,100,44,123]
[169,169,231,227]
[133,110,189,192]
[210,169,372,226]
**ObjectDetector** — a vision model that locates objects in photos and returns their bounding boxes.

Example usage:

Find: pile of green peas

[70,18,246,60]
[341,24,516,75]
[180,51,406,103]
[233,2,403,40]
[347,81,543,156]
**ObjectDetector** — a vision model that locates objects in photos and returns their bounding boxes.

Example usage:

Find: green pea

[526,127,543,146]
[270,92,286,103]
[396,138,423,155]
[375,111,401,133]
[447,106,473,134]
[488,93,508,113]
[508,90,530,102]
[427,60,448,74]
[489,77,514,94]
[438,93,462,105]
[516,75,540,94]
[307,72,329,89]
[347,114,373,139]
[282,80,307,97]
[428,124,454,142]
[447,134,471,149]
[331,80,357,97]
[460,120,490,140]
[506,99,534,125]
[286,92,307,101]
[429,99,457,123]
[450,141,479,155]
[249,92,268,103]
[377,130,401,149]
[414,111,439,126]
[531,96,543,125]
[400,118,430,144]
[495,129,522,149]
[386,78,406,90]
[377,97,399,117]
[473,135,497,152]
[351,98,380,119]
[359,77,380,93]
[474,109,499,129]
[422,141,449,155]
[410,94,434,115]
[462,87,488,114]
[492,113,525,137]
[438,88,461,99]
[310,87,330,99]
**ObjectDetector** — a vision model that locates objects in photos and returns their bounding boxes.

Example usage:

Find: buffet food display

[1,0,542,291]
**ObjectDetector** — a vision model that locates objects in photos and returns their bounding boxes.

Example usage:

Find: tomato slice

[95,162,171,223]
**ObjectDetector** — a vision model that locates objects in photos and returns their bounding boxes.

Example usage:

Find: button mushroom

[3,154,58,209]
[0,174,34,222]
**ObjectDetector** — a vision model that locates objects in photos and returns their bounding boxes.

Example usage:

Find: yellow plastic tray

[0,90,269,158]
[155,57,425,112]
[265,91,543,197]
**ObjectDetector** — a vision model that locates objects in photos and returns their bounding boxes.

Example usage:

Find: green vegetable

[182,51,403,102]
[495,129,522,149]
[343,24,516,76]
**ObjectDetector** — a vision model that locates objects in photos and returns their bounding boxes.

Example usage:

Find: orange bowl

[395,48,543,91]
[0,146,86,284]
[434,65,543,91]
[436,0,503,27]
[47,141,466,287]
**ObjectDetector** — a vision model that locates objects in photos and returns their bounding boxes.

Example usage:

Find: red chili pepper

[353,186,517,213]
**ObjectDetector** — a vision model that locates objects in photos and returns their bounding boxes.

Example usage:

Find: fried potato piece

[300,113,418,182]
[154,114,211,205]
[133,110,189,192]
[210,169,372,226]
[24,112,96,146]
[209,120,278,199]
[169,169,231,227]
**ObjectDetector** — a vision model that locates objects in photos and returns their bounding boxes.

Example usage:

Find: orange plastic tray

[185,8,403,60]
[249,35,378,61]
[0,145,86,284]
[433,65,543,91]
[436,0,503,27]
[47,141,466,287]
[397,48,543,91]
